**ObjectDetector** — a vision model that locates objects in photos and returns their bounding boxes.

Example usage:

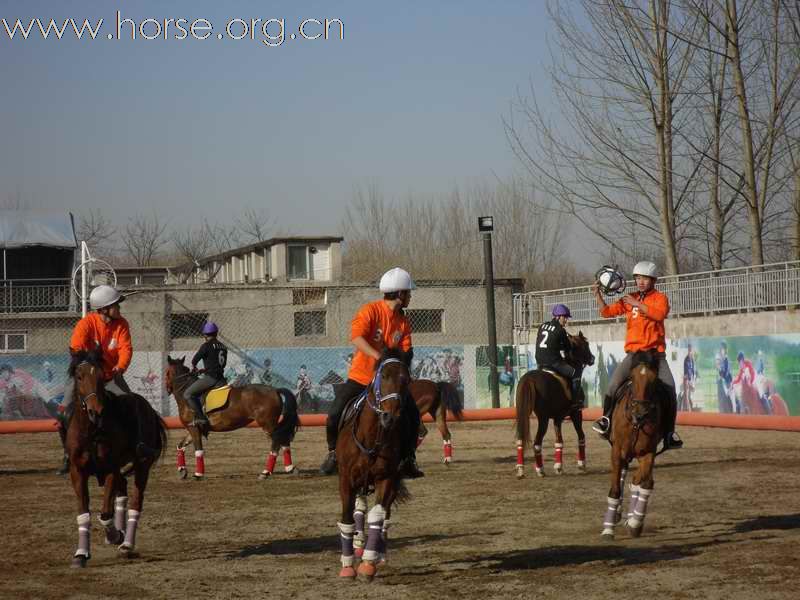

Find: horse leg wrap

[337,522,355,567]
[628,487,652,530]
[577,440,586,466]
[602,498,621,535]
[194,449,205,477]
[516,445,524,466]
[627,484,640,520]
[443,440,453,462]
[281,447,294,472]
[554,443,564,469]
[264,452,277,475]
[75,512,91,558]
[362,504,386,562]
[114,496,128,532]
[123,509,141,549]
[354,495,367,545]
[99,515,121,545]
[533,445,543,472]
[176,447,186,471]
[378,519,391,561]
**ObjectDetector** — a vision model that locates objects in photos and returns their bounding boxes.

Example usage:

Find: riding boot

[399,452,425,479]
[592,395,614,438]
[662,388,683,450]
[319,449,337,475]
[188,395,208,426]
[571,378,585,409]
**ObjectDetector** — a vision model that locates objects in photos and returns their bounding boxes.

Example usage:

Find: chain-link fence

[0,280,522,422]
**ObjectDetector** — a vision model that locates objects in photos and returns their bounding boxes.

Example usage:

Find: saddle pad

[205,386,232,413]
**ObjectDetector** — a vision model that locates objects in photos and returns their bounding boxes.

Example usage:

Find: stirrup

[592,416,610,437]
[663,432,683,450]
[319,451,337,475]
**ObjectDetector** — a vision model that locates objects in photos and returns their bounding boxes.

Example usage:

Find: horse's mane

[631,350,659,371]
[68,347,104,376]
[380,347,412,368]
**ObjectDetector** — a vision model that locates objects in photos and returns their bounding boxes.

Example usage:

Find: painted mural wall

[3,334,798,419]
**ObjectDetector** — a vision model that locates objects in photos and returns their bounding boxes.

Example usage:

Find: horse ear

[578,330,584,338]
[180,356,186,364]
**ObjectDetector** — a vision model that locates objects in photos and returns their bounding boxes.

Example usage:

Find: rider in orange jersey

[319,267,423,478]
[591,261,683,451]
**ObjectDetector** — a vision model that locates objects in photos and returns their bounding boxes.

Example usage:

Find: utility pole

[479,216,500,409]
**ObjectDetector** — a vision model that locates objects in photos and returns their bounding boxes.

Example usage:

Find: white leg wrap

[627,484,641,520]
[355,496,368,512]
[123,509,141,549]
[337,521,355,567]
[602,497,621,535]
[76,512,91,558]
[628,487,652,529]
[362,504,386,562]
[114,496,128,532]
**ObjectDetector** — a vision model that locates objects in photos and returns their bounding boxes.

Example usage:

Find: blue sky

[1,1,555,236]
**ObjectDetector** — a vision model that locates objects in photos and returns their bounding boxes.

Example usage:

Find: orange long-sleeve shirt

[69,312,133,381]
[348,300,412,385]
[600,289,670,353]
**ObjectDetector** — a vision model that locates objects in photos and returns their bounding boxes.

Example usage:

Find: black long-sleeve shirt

[535,318,570,367]
[191,340,228,380]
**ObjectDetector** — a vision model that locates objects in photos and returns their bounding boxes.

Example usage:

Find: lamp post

[479,216,500,409]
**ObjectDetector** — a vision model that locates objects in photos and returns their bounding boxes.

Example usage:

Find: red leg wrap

[265,452,277,474]
[516,446,524,466]
[177,447,186,469]
[195,451,205,476]
[443,442,453,459]
[554,446,563,464]
[282,448,292,467]
[578,442,586,462]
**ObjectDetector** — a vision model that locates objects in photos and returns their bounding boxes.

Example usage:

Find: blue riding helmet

[737,351,745,362]
[552,304,571,318]
[202,322,219,335]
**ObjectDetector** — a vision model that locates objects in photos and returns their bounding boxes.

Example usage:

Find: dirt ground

[1,421,799,600]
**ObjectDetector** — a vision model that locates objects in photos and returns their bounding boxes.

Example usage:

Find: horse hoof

[627,524,643,538]
[258,471,271,481]
[192,474,204,481]
[339,566,357,579]
[601,532,615,542]
[354,547,364,559]
[105,530,124,545]
[535,469,545,478]
[178,467,188,480]
[357,561,377,581]
[71,555,87,568]
[285,465,298,475]
[443,457,452,465]
[554,465,563,475]
[576,462,586,472]
[515,467,525,480]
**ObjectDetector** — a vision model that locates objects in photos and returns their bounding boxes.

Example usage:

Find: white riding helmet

[632,261,658,279]
[379,267,416,293]
[89,285,124,310]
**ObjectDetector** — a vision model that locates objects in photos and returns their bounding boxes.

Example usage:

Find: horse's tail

[273,388,300,446]
[436,381,464,421]
[514,373,535,448]
[130,394,168,461]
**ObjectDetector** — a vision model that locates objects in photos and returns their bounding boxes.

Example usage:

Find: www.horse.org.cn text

[1,12,345,47]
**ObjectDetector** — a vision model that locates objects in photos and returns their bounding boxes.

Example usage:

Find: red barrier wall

[3,407,800,433]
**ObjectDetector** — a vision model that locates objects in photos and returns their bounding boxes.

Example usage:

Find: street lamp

[479,216,500,409]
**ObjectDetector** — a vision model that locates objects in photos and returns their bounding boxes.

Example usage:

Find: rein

[352,358,405,459]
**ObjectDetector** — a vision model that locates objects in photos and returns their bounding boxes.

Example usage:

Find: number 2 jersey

[535,318,570,367]
[192,340,228,380]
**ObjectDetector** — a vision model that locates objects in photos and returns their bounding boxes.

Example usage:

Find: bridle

[75,360,102,425]
[353,358,408,458]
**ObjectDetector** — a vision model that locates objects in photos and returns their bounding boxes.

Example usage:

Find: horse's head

[629,350,660,422]
[165,355,190,395]
[568,331,595,367]
[69,348,106,425]
[369,348,412,430]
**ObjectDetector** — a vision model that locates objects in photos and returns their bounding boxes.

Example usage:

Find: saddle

[538,368,572,401]
[339,391,368,434]
[202,384,231,414]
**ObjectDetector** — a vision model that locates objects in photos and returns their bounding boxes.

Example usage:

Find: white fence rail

[514,261,800,329]
[0,279,75,314]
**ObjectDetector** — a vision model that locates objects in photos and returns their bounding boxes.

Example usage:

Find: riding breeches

[540,360,576,380]
[185,375,221,401]
[326,379,368,451]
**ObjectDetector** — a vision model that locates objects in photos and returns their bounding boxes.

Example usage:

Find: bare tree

[75,209,116,256]
[234,207,274,244]
[120,212,170,267]
[505,0,703,275]
[171,220,240,282]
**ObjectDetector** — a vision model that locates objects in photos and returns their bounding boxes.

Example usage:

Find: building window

[170,312,210,339]
[0,331,27,353]
[294,311,326,336]
[288,245,310,280]
[406,309,444,333]
[292,288,327,305]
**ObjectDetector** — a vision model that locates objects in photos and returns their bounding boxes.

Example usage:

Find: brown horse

[601,350,667,540]
[165,356,300,480]
[409,379,463,464]
[66,348,167,567]
[514,332,595,478]
[334,349,413,581]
